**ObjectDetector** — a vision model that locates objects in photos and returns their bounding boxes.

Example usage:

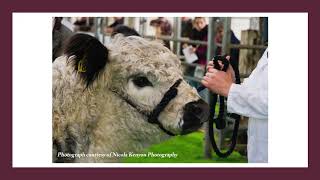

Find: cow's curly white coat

[53,34,202,162]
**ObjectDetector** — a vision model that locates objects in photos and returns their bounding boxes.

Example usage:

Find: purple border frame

[1,0,317,179]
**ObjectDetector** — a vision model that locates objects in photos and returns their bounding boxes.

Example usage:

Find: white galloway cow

[52,33,209,162]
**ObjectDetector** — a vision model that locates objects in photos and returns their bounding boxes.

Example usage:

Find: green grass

[122,132,247,163]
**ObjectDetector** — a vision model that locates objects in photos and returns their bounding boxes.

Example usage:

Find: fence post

[173,17,182,56]
[204,17,219,159]
[222,17,231,55]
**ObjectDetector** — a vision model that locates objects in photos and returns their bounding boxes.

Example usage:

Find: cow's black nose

[181,99,209,135]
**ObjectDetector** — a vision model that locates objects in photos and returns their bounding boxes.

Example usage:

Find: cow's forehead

[109,34,181,69]
[110,34,169,54]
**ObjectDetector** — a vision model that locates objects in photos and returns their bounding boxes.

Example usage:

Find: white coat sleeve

[227,83,268,119]
[227,50,268,119]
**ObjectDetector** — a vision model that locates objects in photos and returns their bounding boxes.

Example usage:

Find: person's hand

[190,47,197,54]
[201,56,235,97]
[206,56,236,82]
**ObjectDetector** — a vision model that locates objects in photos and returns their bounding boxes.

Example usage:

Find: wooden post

[239,30,263,75]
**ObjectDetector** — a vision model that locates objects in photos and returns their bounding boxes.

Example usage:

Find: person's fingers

[207,68,217,73]
[225,62,236,82]
[207,68,213,73]
[205,72,214,78]
[203,76,211,82]
[208,61,214,65]
[207,65,214,71]
[226,55,230,61]
[201,80,209,87]
[226,66,232,75]
[212,68,219,73]
[218,61,223,69]
[226,63,234,73]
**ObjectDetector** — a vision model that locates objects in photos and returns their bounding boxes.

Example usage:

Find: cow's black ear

[64,33,108,88]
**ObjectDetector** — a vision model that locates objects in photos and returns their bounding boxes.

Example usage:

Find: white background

[12,13,308,167]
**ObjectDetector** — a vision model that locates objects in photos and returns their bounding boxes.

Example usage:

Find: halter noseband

[112,79,183,136]
[147,79,182,136]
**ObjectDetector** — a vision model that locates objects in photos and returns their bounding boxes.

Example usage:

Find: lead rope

[197,55,241,158]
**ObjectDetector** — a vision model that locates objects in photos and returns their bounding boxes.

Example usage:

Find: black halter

[111,79,183,136]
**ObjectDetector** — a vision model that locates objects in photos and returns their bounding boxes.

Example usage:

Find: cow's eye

[132,76,153,88]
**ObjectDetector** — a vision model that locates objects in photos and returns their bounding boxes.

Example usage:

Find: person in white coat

[201,49,268,163]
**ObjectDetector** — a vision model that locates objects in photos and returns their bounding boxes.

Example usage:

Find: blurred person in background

[105,17,124,34]
[52,17,73,62]
[180,17,193,55]
[73,17,94,32]
[150,17,172,49]
[189,17,209,66]
[181,17,193,38]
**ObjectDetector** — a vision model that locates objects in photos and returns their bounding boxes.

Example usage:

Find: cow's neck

[85,90,169,162]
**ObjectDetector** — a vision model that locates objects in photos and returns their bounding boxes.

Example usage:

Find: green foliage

[122,132,247,163]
